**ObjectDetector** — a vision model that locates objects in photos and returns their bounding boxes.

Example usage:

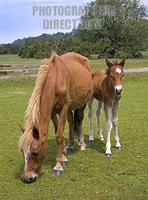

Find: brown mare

[18,52,93,183]
[87,59,125,157]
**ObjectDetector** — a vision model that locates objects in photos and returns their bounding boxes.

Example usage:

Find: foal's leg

[112,101,121,149]
[66,111,74,153]
[53,104,68,176]
[78,106,86,151]
[96,101,104,141]
[104,103,113,157]
[88,97,94,141]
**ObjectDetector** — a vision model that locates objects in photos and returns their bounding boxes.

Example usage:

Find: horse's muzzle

[23,176,38,183]
[115,88,123,96]
[115,85,123,96]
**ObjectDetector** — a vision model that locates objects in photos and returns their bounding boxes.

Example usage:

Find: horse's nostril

[24,176,37,184]
[116,88,122,93]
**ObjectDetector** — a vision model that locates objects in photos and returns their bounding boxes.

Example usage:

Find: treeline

[0,0,148,59]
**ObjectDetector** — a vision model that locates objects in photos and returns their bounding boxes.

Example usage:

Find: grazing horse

[88,59,125,157]
[18,52,93,183]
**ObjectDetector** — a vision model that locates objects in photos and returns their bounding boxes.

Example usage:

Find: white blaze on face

[24,148,30,171]
[116,68,121,74]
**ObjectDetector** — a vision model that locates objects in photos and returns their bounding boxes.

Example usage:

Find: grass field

[0,54,41,65]
[0,53,148,70]
[0,73,148,200]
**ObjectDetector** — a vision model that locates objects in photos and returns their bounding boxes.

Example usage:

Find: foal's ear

[119,59,126,67]
[19,124,25,133]
[32,127,39,140]
[106,59,113,68]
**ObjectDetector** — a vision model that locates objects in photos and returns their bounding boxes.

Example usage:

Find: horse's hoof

[66,146,74,153]
[99,137,104,141]
[63,160,68,167]
[116,147,121,150]
[105,153,111,158]
[80,145,86,151]
[53,169,63,176]
[89,136,94,141]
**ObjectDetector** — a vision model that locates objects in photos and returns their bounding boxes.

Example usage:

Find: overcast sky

[0,0,147,44]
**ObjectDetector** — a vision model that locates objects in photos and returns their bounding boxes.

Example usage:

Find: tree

[76,0,148,58]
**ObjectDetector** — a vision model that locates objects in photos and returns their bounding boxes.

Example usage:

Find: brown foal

[88,59,125,157]
[18,52,93,183]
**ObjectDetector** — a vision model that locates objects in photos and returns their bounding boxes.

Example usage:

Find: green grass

[0,73,148,200]
[0,53,148,70]
[90,59,148,70]
[0,54,41,65]
[90,50,148,70]
[141,50,148,59]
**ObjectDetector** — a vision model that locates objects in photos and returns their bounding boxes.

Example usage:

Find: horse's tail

[74,109,80,136]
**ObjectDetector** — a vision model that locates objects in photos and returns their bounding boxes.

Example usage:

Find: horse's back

[61,52,91,72]
[60,52,93,109]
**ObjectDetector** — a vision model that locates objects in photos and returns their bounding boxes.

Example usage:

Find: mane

[18,52,56,151]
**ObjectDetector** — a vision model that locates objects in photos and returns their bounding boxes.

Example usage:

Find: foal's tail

[74,109,80,136]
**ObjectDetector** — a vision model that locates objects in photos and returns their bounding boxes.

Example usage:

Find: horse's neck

[102,76,114,102]
[39,72,56,134]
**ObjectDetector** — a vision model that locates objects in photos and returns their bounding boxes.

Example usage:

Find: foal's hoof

[116,147,121,150]
[99,137,104,141]
[53,169,63,176]
[89,136,94,141]
[80,145,86,151]
[66,146,74,153]
[105,153,111,158]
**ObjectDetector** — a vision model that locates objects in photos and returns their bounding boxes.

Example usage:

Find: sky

[0,0,147,44]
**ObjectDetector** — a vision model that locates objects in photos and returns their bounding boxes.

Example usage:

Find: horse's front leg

[53,104,68,176]
[96,101,104,141]
[87,97,94,141]
[52,113,68,166]
[112,100,121,149]
[104,103,113,157]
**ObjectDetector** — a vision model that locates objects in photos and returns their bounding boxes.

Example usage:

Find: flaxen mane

[18,53,56,151]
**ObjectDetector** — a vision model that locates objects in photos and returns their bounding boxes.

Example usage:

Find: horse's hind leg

[53,104,68,176]
[87,97,94,141]
[96,101,104,141]
[112,101,121,149]
[66,111,74,153]
[78,106,86,151]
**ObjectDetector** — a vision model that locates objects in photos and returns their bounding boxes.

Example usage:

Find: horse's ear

[106,59,113,68]
[119,59,125,67]
[32,127,39,140]
[105,68,109,75]
[19,124,25,133]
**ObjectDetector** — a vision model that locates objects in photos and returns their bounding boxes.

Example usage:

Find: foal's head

[106,59,125,96]
[19,125,48,183]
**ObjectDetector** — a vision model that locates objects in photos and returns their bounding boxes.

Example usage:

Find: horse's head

[106,59,125,96]
[19,125,48,183]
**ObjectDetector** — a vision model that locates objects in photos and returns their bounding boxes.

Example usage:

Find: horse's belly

[69,80,93,110]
